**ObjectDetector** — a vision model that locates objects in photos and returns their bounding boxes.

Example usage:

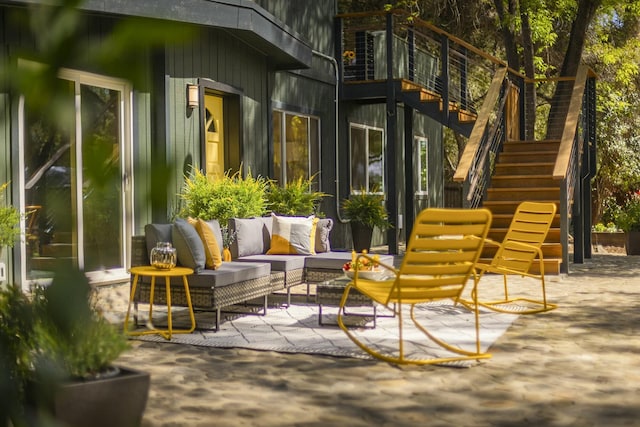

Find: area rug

[131,300,519,366]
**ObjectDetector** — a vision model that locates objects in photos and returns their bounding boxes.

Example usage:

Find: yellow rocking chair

[337,208,492,365]
[471,201,558,314]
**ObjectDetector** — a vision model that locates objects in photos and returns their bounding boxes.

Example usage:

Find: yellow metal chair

[337,208,492,365]
[471,201,558,314]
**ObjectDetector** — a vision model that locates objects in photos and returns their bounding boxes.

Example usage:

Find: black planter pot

[351,222,373,252]
[29,366,150,427]
[626,231,640,255]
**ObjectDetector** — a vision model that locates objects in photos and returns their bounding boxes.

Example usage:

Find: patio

[98,253,640,426]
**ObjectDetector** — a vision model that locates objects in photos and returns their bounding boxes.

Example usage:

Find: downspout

[312,49,346,223]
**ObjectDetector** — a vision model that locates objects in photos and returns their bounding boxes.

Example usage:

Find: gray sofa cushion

[172,218,206,273]
[234,254,306,271]
[229,217,272,258]
[186,261,270,288]
[136,261,270,289]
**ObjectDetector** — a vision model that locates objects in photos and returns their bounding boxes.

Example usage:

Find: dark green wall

[253,0,334,54]
[159,26,273,220]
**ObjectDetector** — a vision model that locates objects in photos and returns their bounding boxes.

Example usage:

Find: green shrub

[178,167,268,226]
[266,176,328,217]
[0,268,131,424]
[592,222,619,232]
[601,196,623,226]
[341,186,392,230]
[31,268,129,380]
[0,284,37,416]
[0,182,21,248]
[618,192,640,232]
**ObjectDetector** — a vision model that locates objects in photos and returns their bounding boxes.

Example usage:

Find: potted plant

[178,166,268,227]
[591,222,625,252]
[265,175,328,217]
[341,186,392,252]
[0,267,150,427]
[618,191,640,255]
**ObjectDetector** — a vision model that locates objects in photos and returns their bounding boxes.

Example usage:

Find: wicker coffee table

[316,276,379,327]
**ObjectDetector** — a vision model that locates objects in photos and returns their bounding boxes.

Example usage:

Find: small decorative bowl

[342,268,386,281]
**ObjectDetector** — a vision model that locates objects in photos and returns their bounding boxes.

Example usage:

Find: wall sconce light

[187,84,199,109]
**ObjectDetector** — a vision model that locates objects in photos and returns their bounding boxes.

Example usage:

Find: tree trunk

[520,6,536,140]
[545,0,601,139]
[493,0,521,70]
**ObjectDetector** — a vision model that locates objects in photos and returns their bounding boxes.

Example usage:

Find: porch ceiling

[8,0,313,70]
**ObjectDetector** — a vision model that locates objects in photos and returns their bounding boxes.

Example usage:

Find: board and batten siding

[163,26,272,217]
[253,0,335,55]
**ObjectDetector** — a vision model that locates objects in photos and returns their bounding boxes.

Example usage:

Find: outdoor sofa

[129,215,377,331]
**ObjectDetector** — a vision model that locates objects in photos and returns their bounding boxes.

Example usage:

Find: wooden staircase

[481,140,563,274]
[400,79,478,124]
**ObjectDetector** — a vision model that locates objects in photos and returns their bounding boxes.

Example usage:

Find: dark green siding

[254,0,334,54]
[163,27,272,204]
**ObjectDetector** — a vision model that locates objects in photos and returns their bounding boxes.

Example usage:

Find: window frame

[348,123,385,194]
[272,109,321,188]
[415,135,429,196]
[16,62,133,289]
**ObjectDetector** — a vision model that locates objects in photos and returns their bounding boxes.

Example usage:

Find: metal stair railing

[552,64,595,273]
[452,67,511,204]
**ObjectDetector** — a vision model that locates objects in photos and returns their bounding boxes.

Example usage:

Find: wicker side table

[316,276,378,327]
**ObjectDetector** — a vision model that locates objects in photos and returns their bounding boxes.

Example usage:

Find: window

[18,66,132,286]
[349,124,384,192]
[272,110,320,187]
[415,136,428,194]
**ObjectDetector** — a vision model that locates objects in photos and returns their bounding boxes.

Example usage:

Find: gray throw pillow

[172,218,206,273]
[315,218,333,253]
[230,217,268,258]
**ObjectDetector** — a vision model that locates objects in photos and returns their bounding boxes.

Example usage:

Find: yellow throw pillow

[267,214,318,255]
[195,219,222,269]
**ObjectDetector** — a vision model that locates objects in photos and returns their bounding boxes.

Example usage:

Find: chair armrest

[502,240,544,258]
[481,237,501,247]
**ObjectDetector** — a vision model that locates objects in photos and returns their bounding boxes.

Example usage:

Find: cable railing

[466,82,511,208]
[453,67,510,199]
[337,11,504,119]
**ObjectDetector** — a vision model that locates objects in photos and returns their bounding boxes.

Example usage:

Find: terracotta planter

[30,366,150,427]
[626,231,640,255]
[350,222,373,252]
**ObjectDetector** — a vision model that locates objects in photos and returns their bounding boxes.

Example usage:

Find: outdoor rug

[131,300,520,366]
